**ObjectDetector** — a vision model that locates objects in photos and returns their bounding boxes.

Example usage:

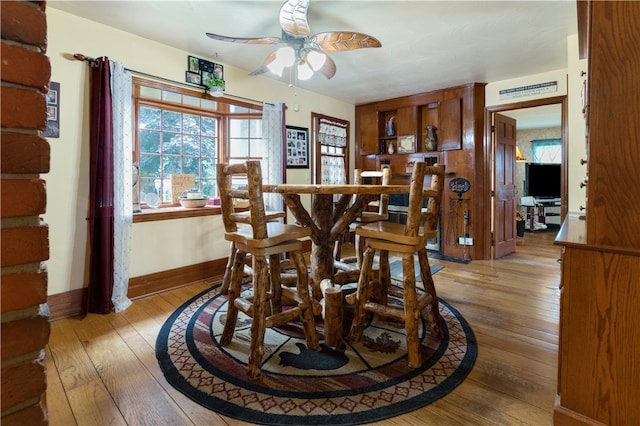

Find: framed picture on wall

[285,125,309,168]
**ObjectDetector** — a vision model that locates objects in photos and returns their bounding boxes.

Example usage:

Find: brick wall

[1,1,51,424]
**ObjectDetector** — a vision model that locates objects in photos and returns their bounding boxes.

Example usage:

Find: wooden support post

[321,279,343,348]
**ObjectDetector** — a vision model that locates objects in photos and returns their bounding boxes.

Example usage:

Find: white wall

[45,9,354,295]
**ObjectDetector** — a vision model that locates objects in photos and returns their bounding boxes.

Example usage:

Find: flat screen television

[525,163,561,199]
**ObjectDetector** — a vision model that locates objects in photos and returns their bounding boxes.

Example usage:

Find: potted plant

[205,77,225,97]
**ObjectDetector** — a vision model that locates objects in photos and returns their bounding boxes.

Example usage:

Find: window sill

[133,205,221,223]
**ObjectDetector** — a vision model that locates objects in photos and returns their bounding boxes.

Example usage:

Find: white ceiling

[49,0,576,128]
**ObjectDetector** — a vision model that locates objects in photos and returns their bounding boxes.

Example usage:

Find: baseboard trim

[47,258,228,321]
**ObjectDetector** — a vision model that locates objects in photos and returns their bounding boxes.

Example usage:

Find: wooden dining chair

[217,161,320,379]
[218,208,286,295]
[334,168,391,266]
[347,162,445,368]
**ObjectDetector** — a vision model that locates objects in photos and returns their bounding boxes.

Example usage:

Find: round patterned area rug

[156,284,477,425]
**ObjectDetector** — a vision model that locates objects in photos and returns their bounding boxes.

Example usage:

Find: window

[312,113,349,185]
[530,138,561,164]
[133,78,262,208]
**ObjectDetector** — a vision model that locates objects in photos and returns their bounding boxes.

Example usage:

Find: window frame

[132,77,263,222]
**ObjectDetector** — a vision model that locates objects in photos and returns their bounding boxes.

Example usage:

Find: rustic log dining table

[263,183,410,300]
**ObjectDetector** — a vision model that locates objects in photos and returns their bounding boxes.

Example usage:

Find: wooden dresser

[554,1,640,424]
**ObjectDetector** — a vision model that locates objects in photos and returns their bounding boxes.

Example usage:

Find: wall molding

[47,258,228,321]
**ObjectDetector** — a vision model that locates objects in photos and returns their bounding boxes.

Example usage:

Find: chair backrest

[405,162,445,237]
[217,161,268,239]
[354,168,391,215]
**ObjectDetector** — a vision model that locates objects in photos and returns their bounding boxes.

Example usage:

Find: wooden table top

[263,183,410,195]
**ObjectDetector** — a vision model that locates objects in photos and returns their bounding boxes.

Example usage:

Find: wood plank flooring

[46,231,562,425]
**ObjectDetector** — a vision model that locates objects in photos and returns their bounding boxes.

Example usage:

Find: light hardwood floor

[46,231,562,425]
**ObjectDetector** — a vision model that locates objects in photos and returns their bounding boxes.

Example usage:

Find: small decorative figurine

[386,116,396,137]
[387,141,395,154]
[425,125,438,151]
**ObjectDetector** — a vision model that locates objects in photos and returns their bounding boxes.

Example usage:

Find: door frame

[484,95,568,259]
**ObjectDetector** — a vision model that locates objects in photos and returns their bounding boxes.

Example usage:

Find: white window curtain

[110,61,133,312]
[262,102,285,213]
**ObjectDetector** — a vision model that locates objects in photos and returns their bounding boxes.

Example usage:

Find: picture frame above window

[186,55,224,88]
[285,125,309,169]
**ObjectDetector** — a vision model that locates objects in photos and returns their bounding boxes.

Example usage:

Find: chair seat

[355,212,389,223]
[225,222,311,248]
[356,221,437,248]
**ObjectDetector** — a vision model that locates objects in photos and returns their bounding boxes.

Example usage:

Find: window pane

[162,91,181,104]
[250,138,263,157]
[140,154,160,177]
[183,95,200,107]
[201,179,216,198]
[139,106,161,130]
[201,157,216,178]
[183,113,200,135]
[183,135,200,156]
[202,117,217,137]
[229,139,249,157]
[183,156,199,177]
[202,136,216,155]
[229,119,248,137]
[163,155,181,175]
[162,110,181,132]
[162,133,181,155]
[250,119,262,137]
[140,130,160,153]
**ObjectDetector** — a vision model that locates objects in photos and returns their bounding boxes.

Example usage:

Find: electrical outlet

[458,237,474,245]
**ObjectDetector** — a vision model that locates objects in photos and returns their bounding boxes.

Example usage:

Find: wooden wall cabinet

[554,2,640,425]
[355,83,486,259]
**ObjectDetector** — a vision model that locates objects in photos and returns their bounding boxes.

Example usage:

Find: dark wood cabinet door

[439,98,462,151]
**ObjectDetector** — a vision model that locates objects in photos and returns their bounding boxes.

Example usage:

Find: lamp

[515,146,527,162]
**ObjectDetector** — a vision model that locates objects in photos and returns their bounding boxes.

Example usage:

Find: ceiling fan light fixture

[297,62,314,80]
[267,46,296,76]
[306,50,327,71]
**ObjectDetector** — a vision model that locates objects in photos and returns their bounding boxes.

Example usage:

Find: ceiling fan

[206,0,381,80]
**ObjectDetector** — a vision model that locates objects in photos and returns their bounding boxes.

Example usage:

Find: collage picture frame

[285,126,309,168]
[186,55,224,87]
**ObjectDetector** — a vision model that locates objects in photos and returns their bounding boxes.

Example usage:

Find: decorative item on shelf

[397,135,416,153]
[406,161,415,173]
[386,116,396,136]
[205,77,225,97]
[178,189,208,208]
[515,146,527,162]
[425,125,438,151]
[387,140,395,154]
[379,139,387,154]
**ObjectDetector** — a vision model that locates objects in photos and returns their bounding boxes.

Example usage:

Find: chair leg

[220,250,247,346]
[418,248,442,339]
[373,250,390,304]
[290,251,320,351]
[247,255,269,379]
[268,253,282,315]
[402,253,421,368]
[219,242,237,295]
[348,245,376,343]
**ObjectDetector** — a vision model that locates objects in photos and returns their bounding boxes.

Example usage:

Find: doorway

[485,96,568,259]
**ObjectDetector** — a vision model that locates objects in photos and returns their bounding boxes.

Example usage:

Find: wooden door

[494,113,517,258]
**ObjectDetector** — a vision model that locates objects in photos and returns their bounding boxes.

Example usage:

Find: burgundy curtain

[87,57,115,314]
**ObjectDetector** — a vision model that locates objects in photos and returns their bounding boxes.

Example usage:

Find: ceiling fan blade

[248,51,278,76]
[319,55,337,79]
[312,32,382,52]
[301,49,336,79]
[206,32,281,45]
[279,0,311,37]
